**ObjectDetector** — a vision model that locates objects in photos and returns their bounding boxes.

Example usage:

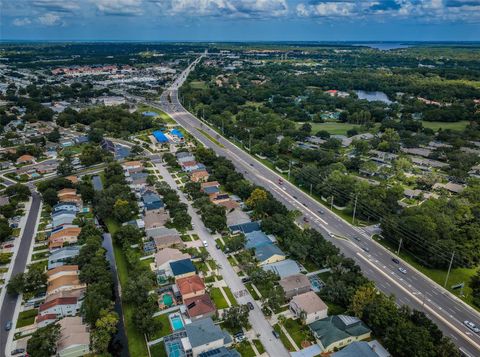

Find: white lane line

[356,252,480,353]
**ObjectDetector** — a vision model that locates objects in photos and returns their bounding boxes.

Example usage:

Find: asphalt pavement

[146,57,480,357]
[0,192,41,357]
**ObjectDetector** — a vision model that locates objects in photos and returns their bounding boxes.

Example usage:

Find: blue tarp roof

[153,130,169,143]
[170,129,184,138]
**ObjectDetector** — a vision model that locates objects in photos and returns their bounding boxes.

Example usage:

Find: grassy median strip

[197,128,225,148]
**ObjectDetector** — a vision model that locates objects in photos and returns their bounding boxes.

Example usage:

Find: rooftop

[170,258,196,276]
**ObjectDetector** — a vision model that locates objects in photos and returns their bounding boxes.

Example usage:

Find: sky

[1,0,480,42]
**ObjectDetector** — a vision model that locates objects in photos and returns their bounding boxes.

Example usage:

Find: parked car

[353,236,361,242]
[11,348,25,355]
[362,246,370,252]
[215,244,221,249]
[392,258,400,264]
[464,320,480,333]
[234,333,246,343]
[241,277,251,283]
[303,217,309,223]
[202,240,208,247]
[317,209,325,214]
[272,330,280,339]
[247,302,254,310]
[5,321,12,331]
[398,267,407,274]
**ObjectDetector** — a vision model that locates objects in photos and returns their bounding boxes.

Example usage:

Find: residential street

[152,158,290,357]
[0,192,41,357]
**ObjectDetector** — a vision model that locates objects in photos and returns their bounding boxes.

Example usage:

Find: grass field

[210,287,229,309]
[421,120,469,132]
[296,122,362,136]
[137,104,176,124]
[374,235,478,310]
[16,309,38,328]
[148,314,171,341]
[189,81,208,89]
[149,342,167,357]
[235,341,256,357]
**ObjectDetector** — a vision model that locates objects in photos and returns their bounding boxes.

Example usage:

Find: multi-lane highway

[147,55,480,356]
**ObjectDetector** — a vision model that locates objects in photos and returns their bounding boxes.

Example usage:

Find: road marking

[356,252,480,352]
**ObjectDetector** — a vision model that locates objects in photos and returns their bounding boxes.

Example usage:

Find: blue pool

[169,314,184,331]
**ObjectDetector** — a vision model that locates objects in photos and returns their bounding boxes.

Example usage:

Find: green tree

[92,308,119,354]
[0,218,13,243]
[27,324,60,357]
[223,305,250,331]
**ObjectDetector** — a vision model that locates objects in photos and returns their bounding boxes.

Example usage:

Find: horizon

[1,1,480,42]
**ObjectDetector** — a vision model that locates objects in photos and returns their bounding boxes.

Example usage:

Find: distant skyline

[1,0,480,42]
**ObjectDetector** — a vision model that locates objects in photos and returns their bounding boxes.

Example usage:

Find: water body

[355,43,412,51]
[355,90,392,104]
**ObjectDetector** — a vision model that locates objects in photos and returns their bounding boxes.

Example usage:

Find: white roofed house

[56,316,91,357]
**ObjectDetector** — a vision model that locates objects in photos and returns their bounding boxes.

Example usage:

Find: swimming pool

[169,313,184,331]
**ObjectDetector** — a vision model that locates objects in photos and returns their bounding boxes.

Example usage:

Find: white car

[398,267,407,274]
[202,240,208,247]
[464,320,480,333]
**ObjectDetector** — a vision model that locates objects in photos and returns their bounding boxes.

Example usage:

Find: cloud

[32,0,80,12]
[13,18,32,26]
[38,12,62,25]
[155,0,288,18]
[94,0,144,16]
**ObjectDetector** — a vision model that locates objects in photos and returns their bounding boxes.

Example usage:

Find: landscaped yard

[149,342,167,357]
[223,286,237,306]
[296,122,362,136]
[283,318,314,348]
[148,314,171,341]
[421,120,469,132]
[210,287,229,309]
[252,339,265,354]
[16,309,38,328]
[245,283,260,300]
[273,323,295,351]
[235,341,256,357]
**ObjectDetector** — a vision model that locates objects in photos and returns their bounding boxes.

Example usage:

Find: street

[0,192,41,357]
[148,56,480,357]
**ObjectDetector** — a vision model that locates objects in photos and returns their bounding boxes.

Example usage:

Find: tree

[27,324,60,357]
[114,225,143,249]
[245,188,268,209]
[5,183,31,201]
[223,305,250,331]
[42,188,59,207]
[80,144,106,167]
[349,283,377,318]
[0,218,13,243]
[225,234,246,252]
[113,198,134,222]
[7,266,47,299]
[57,155,74,176]
[46,128,60,142]
[92,308,119,354]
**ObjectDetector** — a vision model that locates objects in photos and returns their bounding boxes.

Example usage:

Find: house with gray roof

[48,246,80,270]
[254,244,286,266]
[262,259,302,279]
[245,231,274,250]
[332,340,390,357]
[309,315,371,352]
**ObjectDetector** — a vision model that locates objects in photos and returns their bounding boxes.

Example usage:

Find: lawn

[235,341,256,357]
[16,309,38,328]
[245,283,260,300]
[137,104,176,125]
[421,120,469,132]
[139,257,154,271]
[223,286,237,306]
[189,81,208,89]
[252,339,265,354]
[296,122,362,136]
[374,236,478,310]
[210,287,229,309]
[283,318,314,348]
[273,323,295,351]
[148,314,171,341]
[227,255,237,267]
[149,342,167,357]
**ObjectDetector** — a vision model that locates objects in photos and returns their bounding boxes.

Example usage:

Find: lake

[355,43,412,50]
[355,90,392,104]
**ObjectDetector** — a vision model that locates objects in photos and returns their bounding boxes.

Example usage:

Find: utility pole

[309,183,313,195]
[249,134,252,151]
[396,238,403,255]
[330,196,334,210]
[288,160,292,180]
[444,251,455,287]
[221,119,224,134]
[352,194,358,224]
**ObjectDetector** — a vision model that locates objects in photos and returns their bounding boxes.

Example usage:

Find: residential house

[254,244,286,266]
[176,152,195,163]
[245,230,274,250]
[57,316,91,357]
[47,265,80,280]
[16,154,35,165]
[142,191,164,211]
[177,275,206,301]
[38,296,82,320]
[65,175,79,184]
[309,315,372,352]
[229,221,261,234]
[198,347,240,357]
[49,227,81,250]
[279,274,311,300]
[122,160,144,174]
[36,314,58,328]
[128,172,149,188]
[147,227,184,250]
[48,246,81,270]
[191,169,209,183]
[164,317,233,357]
[433,182,465,194]
[154,248,190,275]
[290,291,328,324]
[57,188,77,199]
[184,294,217,320]
[170,258,196,280]
[201,181,220,196]
[52,202,79,213]
[332,340,391,357]
[469,164,480,179]
[47,272,86,296]
[52,211,77,228]
[262,259,302,279]
[144,210,170,229]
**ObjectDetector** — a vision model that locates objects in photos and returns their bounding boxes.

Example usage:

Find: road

[151,155,290,357]
[0,192,41,357]
[145,55,480,357]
